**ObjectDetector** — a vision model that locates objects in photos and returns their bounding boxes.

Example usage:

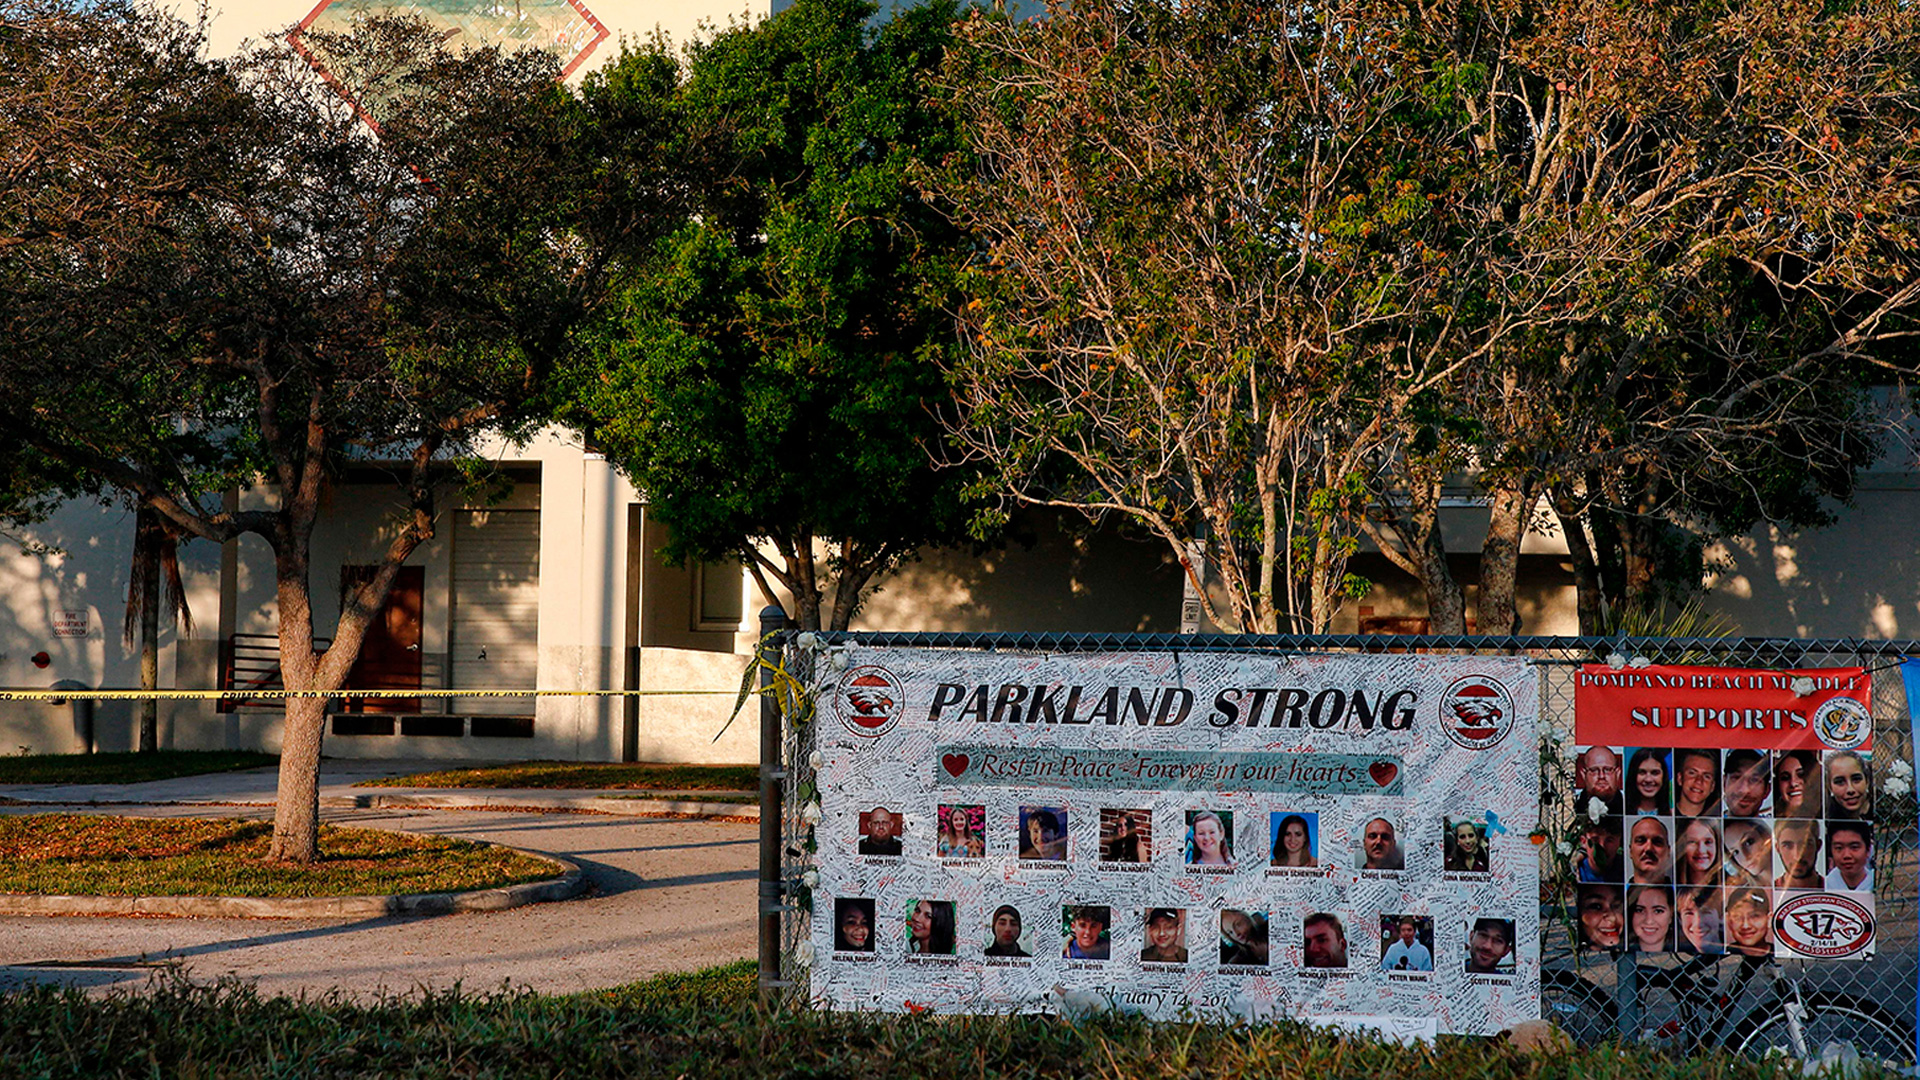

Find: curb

[0,847,588,919]
[332,792,760,819]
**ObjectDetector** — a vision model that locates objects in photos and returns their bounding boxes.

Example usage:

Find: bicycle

[1543,950,1914,1066]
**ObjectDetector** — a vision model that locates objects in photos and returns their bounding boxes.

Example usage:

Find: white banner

[808,648,1540,1034]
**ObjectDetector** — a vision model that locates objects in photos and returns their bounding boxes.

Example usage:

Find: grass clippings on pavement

[0,750,277,785]
[0,814,556,897]
[0,963,1810,1080]
[359,761,757,792]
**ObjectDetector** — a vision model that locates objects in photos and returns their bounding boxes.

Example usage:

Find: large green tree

[932,0,1505,633]
[1372,0,1920,633]
[0,2,671,861]
[574,0,978,632]
[937,0,1920,635]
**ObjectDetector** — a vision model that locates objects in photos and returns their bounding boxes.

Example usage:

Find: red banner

[1575,665,1871,752]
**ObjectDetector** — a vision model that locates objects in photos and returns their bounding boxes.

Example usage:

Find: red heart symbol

[1369,761,1398,787]
[941,753,970,778]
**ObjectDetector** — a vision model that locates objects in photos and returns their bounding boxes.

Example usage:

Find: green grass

[0,963,1811,1080]
[587,960,757,1009]
[0,750,277,784]
[0,815,558,897]
[359,761,757,791]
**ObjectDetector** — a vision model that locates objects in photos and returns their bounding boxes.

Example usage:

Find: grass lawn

[360,761,758,791]
[0,961,1804,1079]
[0,815,557,896]
[0,750,277,785]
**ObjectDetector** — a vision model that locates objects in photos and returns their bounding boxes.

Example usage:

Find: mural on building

[295,0,609,84]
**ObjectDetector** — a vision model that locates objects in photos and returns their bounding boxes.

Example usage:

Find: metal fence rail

[771,627,1920,1059]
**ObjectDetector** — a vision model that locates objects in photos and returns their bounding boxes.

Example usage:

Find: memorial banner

[1572,665,1876,961]
[809,649,1540,1033]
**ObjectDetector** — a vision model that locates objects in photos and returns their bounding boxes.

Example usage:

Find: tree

[1377,0,1920,633]
[574,0,979,631]
[933,0,1510,632]
[939,0,1920,635]
[0,2,665,861]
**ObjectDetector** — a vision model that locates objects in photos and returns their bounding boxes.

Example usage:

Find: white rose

[801,801,822,825]
[1606,653,1628,671]
[1884,778,1910,798]
[795,631,821,651]
[808,750,823,771]
[794,940,814,966]
[802,869,819,888]
[1587,796,1604,824]
[1556,841,1573,856]
[1791,676,1816,697]
[1628,656,1651,669]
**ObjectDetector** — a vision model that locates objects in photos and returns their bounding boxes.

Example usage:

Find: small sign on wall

[52,610,88,637]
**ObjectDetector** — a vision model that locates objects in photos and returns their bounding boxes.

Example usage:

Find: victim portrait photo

[905,899,957,955]
[1100,808,1151,863]
[1186,810,1234,866]
[1140,908,1188,964]
[1269,811,1318,868]
[1062,905,1112,960]
[857,806,903,857]
[833,897,875,953]
[1378,914,1434,972]
[1019,806,1069,861]
[1443,816,1489,873]
[936,804,986,859]
[1221,909,1271,967]
[984,904,1030,958]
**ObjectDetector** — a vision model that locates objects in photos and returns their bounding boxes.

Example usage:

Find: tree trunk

[138,588,158,752]
[1406,476,1466,634]
[1553,496,1607,635]
[268,694,328,863]
[1477,479,1534,636]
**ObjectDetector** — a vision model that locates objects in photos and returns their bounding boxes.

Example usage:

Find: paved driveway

[0,804,758,999]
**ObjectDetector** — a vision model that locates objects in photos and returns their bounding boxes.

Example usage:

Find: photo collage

[834,801,1517,977]
[1569,744,1876,957]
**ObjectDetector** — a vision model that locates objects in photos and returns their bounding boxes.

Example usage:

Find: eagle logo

[1774,893,1875,959]
[836,666,905,738]
[1441,676,1514,750]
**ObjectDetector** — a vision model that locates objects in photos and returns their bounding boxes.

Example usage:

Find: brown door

[341,565,424,713]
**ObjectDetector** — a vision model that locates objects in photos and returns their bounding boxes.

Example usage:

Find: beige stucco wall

[854,512,1185,634]
[1703,473,1920,638]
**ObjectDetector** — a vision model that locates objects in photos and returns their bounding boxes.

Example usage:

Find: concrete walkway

[0,761,759,999]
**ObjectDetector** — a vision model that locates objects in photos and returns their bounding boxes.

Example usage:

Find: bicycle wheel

[1542,967,1620,1048]
[1732,992,1915,1069]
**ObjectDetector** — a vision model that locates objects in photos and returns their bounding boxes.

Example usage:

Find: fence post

[757,605,789,1000]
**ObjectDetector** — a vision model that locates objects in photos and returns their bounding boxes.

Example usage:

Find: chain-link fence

[771,631,1918,1060]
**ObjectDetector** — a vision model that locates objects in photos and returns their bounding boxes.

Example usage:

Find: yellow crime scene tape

[0,688,738,700]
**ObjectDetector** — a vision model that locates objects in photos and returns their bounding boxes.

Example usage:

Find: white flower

[794,940,814,966]
[827,645,852,671]
[802,869,819,888]
[1587,796,1604,824]
[1883,777,1911,798]
[1606,653,1627,670]
[1556,841,1573,856]
[795,631,821,651]
[808,750,823,771]
[1889,759,1914,781]
[1791,676,1816,697]
[1627,656,1651,669]
[801,801,822,825]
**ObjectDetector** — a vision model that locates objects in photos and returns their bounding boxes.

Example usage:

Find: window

[693,559,745,631]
